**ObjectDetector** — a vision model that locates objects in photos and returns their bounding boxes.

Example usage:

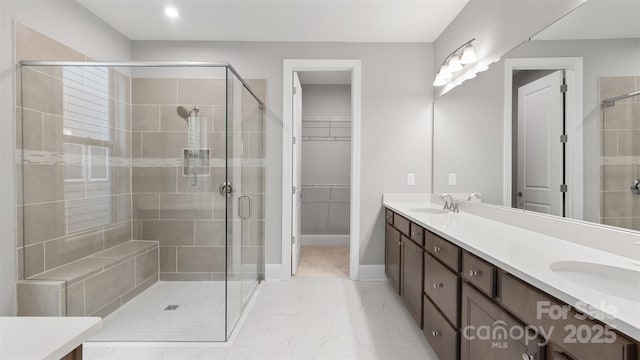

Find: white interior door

[516,70,564,216]
[291,72,303,274]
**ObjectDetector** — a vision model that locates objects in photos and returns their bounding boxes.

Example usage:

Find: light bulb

[460,45,477,65]
[448,55,463,73]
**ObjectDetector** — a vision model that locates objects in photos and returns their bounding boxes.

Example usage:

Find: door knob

[517,191,523,197]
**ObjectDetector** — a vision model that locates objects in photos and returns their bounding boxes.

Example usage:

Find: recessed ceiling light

[164,6,179,18]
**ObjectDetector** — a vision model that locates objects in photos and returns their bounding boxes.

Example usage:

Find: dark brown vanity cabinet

[383,207,639,360]
[401,234,424,327]
[385,210,425,327]
[499,272,637,360]
[461,282,544,360]
[423,234,462,360]
[385,223,401,293]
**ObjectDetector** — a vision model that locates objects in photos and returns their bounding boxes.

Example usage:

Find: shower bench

[17,240,159,318]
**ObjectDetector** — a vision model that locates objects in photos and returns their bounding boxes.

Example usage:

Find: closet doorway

[282,59,362,281]
[292,71,353,277]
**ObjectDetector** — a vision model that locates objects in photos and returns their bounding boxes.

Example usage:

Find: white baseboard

[265,264,285,281]
[358,265,386,281]
[301,235,349,246]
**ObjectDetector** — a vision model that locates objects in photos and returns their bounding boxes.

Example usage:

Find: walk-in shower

[16,60,267,342]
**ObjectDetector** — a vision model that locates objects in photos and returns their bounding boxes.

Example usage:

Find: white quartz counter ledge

[0,317,101,360]
[383,198,640,342]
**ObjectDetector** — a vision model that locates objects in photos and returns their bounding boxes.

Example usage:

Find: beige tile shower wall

[16,23,134,280]
[131,77,266,281]
[600,76,640,230]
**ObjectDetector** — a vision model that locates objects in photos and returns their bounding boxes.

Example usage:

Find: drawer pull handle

[411,231,416,237]
[433,282,443,288]
[431,330,441,337]
[521,354,534,360]
[468,270,480,277]
[433,246,441,253]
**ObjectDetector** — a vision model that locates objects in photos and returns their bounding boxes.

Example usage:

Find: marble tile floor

[85,278,439,360]
[296,246,350,278]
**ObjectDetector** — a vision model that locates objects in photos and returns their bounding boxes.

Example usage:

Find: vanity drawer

[424,253,460,327]
[423,295,458,360]
[462,251,496,298]
[385,209,393,224]
[393,213,410,237]
[410,223,425,246]
[499,272,636,360]
[425,232,461,272]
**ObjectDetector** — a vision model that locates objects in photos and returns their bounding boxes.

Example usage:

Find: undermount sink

[549,261,640,302]
[409,208,449,215]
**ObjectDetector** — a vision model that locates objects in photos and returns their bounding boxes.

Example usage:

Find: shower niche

[183,149,210,176]
[15,40,267,341]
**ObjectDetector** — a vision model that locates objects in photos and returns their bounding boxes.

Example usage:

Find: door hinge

[292,186,296,194]
[292,136,297,145]
[293,86,297,95]
[560,134,568,143]
[292,236,296,244]
[560,84,568,93]
[560,184,568,192]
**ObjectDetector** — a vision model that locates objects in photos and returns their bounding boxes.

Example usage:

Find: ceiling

[298,71,351,85]
[533,0,640,40]
[77,0,469,42]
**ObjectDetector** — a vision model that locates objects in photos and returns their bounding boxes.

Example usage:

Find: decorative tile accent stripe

[21,150,266,168]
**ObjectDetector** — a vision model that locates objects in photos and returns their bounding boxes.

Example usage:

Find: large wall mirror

[433,0,640,232]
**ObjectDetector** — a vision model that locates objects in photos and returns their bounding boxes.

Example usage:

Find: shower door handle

[238,195,252,219]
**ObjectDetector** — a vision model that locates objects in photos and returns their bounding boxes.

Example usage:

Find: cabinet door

[385,223,401,293]
[401,236,424,327]
[547,341,577,360]
[460,282,544,360]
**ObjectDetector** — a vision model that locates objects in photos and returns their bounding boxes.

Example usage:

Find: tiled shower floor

[90,281,231,342]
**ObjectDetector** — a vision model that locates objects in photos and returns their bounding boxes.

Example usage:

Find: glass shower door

[225,68,265,339]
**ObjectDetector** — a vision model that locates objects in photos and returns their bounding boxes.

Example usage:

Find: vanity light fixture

[164,6,179,18]
[433,38,477,87]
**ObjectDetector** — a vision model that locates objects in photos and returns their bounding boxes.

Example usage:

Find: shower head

[176,106,200,123]
[177,106,190,123]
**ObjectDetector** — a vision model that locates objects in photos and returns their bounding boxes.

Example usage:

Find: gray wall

[433,0,584,97]
[0,0,131,315]
[433,38,640,222]
[132,41,434,267]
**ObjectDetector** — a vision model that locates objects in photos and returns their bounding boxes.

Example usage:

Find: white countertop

[0,317,101,360]
[383,197,640,342]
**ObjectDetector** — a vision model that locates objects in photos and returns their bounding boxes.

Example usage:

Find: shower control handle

[631,179,640,195]
[219,182,233,198]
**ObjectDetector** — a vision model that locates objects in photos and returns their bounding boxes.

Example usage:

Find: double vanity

[383,194,640,360]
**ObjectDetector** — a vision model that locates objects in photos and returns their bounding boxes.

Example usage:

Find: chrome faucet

[467,193,482,202]
[439,193,459,213]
